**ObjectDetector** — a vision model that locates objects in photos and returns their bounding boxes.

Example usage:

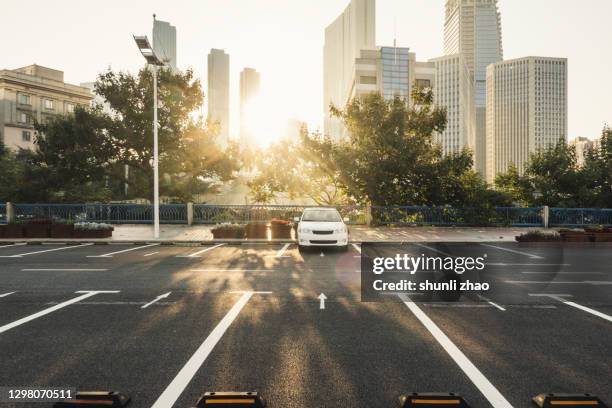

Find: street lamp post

[133,35,164,238]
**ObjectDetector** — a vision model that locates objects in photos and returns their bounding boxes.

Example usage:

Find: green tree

[582,126,612,207]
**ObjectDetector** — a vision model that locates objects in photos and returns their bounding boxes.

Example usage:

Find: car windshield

[302,209,342,222]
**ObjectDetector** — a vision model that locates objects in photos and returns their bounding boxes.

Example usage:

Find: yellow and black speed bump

[193,392,266,408]
[53,391,130,408]
[399,392,470,407]
[533,393,608,407]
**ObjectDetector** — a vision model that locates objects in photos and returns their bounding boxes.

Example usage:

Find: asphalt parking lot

[0,241,610,408]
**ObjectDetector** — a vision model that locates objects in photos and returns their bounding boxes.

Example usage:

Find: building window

[18,94,31,105]
[66,103,75,113]
[18,112,29,124]
[44,99,55,110]
[22,131,31,142]
[360,76,377,85]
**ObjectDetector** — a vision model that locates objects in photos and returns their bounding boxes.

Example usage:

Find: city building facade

[153,17,177,71]
[323,0,376,140]
[441,0,503,175]
[430,54,475,156]
[348,47,435,106]
[239,67,260,147]
[486,56,568,183]
[207,49,230,145]
[569,136,600,168]
[0,65,92,151]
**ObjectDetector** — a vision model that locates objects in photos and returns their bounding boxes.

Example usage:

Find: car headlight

[334,226,347,234]
[299,228,312,234]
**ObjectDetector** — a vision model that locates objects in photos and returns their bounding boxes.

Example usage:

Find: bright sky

[1,0,610,144]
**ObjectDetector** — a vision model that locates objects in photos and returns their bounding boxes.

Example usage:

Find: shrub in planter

[246,222,268,239]
[515,230,561,242]
[270,218,293,239]
[50,224,75,238]
[23,218,53,238]
[73,222,114,238]
[211,224,246,239]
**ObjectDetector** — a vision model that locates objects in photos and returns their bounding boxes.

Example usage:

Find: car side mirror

[293,217,300,222]
[343,217,349,223]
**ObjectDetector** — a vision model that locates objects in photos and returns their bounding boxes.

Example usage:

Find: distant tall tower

[442,0,503,176]
[239,67,260,147]
[207,49,230,144]
[152,16,177,71]
[323,0,376,140]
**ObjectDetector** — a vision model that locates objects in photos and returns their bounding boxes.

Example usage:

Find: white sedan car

[295,208,349,251]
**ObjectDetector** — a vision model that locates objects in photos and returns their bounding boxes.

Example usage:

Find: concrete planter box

[246,222,268,239]
[270,224,293,239]
[560,232,594,242]
[211,227,246,239]
[0,225,24,238]
[23,224,51,238]
[593,232,612,242]
[50,224,75,238]
[72,229,113,239]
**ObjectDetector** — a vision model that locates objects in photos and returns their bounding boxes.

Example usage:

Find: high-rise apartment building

[486,57,568,183]
[0,65,92,151]
[348,47,435,106]
[152,17,177,71]
[570,136,600,168]
[323,0,376,140]
[239,67,260,146]
[207,49,230,144]
[430,54,475,156]
[441,0,503,175]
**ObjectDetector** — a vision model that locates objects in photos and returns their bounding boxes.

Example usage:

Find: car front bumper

[297,232,348,247]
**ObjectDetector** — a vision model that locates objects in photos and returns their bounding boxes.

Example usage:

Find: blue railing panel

[550,208,612,227]
[14,204,87,223]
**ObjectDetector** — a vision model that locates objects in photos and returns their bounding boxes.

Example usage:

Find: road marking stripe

[21,268,108,272]
[151,291,255,408]
[266,243,291,258]
[480,243,543,259]
[177,243,225,258]
[143,251,159,257]
[352,243,361,254]
[0,290,119,334]
[477,295,506,311]
[399,294,513,408]
[529,294,612,323]
[0,292,16,298]
[87,243,159,258]
[141,292,172,309]
[0,243,93,258]
[0,243,27,249]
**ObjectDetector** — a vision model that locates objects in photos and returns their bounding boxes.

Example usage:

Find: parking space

[0,241,610,407]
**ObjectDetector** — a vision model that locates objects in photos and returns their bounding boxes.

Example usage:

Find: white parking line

[0,243,26,249]
[0,292,16,298]
[352,243,361,253]
[266,243,291,258]
[399,294,513,408]
[477,294,506,311]
[529,294,612,323]
[87,243,159,258]
[141,292,172,309]
[151,291,256,408]
[143,251,159,257]
[0,290,119,335]
[21,268,108,272]
[480,243,543,259]
[0,243,93,258]
[177,243,225,258]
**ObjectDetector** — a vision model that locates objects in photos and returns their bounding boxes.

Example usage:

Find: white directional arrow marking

[318,293,327,310]
[142,292,172,309]
[0,291,16,298]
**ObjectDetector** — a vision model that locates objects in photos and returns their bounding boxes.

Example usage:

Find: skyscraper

[152,17,177,71]
[441,0,503,175]
[486,57,568,183]
[207,49,230,145]
[239,67,260,146]
[323,0,376,140]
